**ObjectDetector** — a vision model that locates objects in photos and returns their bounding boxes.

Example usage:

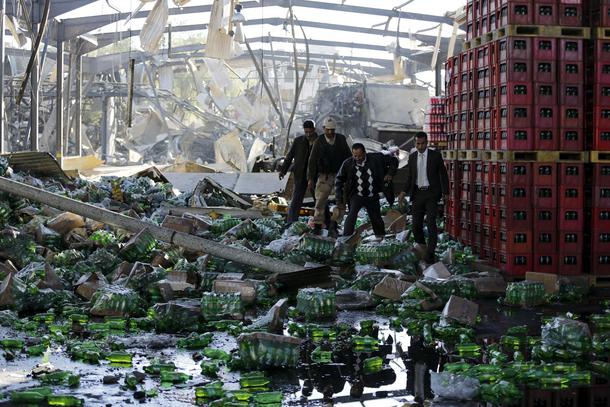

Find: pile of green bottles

[479,381,522,405]
[238,332,301,368]
[119,229,156,262]
[177,332,214,349]
[210,217,241,235]
[38,371,80,387]
[541,317,592,356]
[89,285,143,317]
[299,235,335,260]
[354,240,408,265]
[591,313,610,332]
[287,322,338,342]
[352,336,380,353]
[504,281,546,307]
[200,292,243,321]
[296,288,336,320]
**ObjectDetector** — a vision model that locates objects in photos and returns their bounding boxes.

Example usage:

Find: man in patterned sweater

[335,143,398,238]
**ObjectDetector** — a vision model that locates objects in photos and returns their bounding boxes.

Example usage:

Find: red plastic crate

[559,3,582,26]
[499,2,534,26]
[593,164,610,187]
[559,252,583,275]
[594,40,610,63]
[592,228,610,254]
[595,84,610,107]
[560,129,584,151]
[559,208,584,232]
[601,5,610,27]
[497,37,532,62]
[594,107,610,130]
[560,163,584,187]
[498,59,532,83]
[591,251,610,275]
[560,230,583,253]
[534,128,559,151]
[499,206,532,230]
[499,229,532,254]
[477,67,491,88]
[461,52,474,73]
[594,62,610,84]
[474,183,485,205]
[560,106,583,129]
[534,60,556,83]
[593,129,610,151]
[560,185,584,209]
[594,186,610,208]
[560,61,583,84]
[495,127,534,150]
[534,2,557,25]
[534,83,557,105]
[476,45,490,67]
[497,162,532,185]
[533,253,558,275]
[461,182,472,201]
[560,83,583,106]
[498,105,532,128]
[533,226,558,253]
[534,105,558,128]
[559,39,584,62]
[499,251,532,277]
[498,183,532,208]
[533,38,557,61]
[498,82,533,105]
[535,207,558,228]
[477,87,492,108]
[534,185,557,208]
[533,163,557,186]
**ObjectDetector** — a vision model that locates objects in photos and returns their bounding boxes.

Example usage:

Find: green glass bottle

[144,360,176,376]
[201,360,220,377]
[362,356,383,375]
[203,347,231,362]
[457,343,481,357]
[106,351,132,364]
[104,317,126,331]
[0,338,25,349]
[240,371,270,389]
[195,381,225,399]
[177,333,214,349]
[10,387,52,403]
[27,344,47,356]
[352,336,379,352]
[540,375,569,389]
[68,314,89,324]
[252,391,282,404]
[160,371,191,383]
[47,395,84,406]
[311,347,332,364]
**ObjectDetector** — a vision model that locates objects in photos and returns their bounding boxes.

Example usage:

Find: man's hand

[337,202,346,211]
[383,174,393,182]
[397,191,406,202]
[308,180,315,190]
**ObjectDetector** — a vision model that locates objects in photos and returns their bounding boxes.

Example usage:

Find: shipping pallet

[590,275,610,288]
[442,150,458,161]
[596,27,610,40]
[450,150,589,162]
[591,151,610,163]
[464,24,591,50]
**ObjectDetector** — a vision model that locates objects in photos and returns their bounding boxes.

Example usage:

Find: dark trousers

[343,195,385,237]
[287,178,308,223]
[411,189,439,260]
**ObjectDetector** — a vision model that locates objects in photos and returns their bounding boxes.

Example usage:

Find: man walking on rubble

[278,120,320,225]
[398,132,449,264]
[307,117,351,236]
[335,143,398,238]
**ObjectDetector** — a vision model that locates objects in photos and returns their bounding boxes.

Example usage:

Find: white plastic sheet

[215,130,248,172]
[140,0,169,54]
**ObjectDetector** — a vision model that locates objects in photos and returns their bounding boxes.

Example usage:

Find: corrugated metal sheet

[1,152,70,181]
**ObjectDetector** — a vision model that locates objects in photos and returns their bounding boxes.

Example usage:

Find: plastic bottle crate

[594,186,610,208]
[559,39,584,62]
[499,82,533,105]
[494,127,535,150]
[534,185,558,208]
[481,245,493,260]
[594,40,610,63]
[498,183,533,208]
[534,83,558,105]
[499,251,532,277]
[534,225,558,253]
[476,109,492,129]
[559,3,582,26]
[499,2,534,26]
[535,128,559,151]
[499,229,533,253]
[534,2,558,25]
[499,206,532,229]
[535,60,557,83]
[601,4,610,29]
[560,61,583,84]
[533,163,557,186]
[559,208,584,231]
[497,105,533,128]
[461,51,475,72]
[593,129,610,151]
[560,230,583,253]
[561,163,584,187]
[592,228,610,254]
[533,252,558,274]
[497,37,532,62]
[477,87,493,108]
[560,83,584,106]
[560,129,584,151]
[558,252,583,276]
[586,382,610,407]
[593,164,610,187]
[499,59,533,83]
[535,105,559,129]
[560,185,584,209]
[498,162,532,185]
[533,38,557,61]
[473,183,485,204]
[476,45,491,68]
[591,250,610,275]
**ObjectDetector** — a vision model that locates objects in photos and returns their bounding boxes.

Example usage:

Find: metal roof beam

[6,0,98,20]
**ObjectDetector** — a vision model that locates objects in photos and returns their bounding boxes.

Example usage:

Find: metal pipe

[75,50,82,156]
[30,26,39,151]
[0,175,307,274]
[0,0,5,153]
[55,28,64,161]
[127,58,134,127]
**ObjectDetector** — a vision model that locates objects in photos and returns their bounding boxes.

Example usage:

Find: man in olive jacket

[279,120,319,224]
[398,132,449,263]
[335,143,398,237]
[307,117,351,235]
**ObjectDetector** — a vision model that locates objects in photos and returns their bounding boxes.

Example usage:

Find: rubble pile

[0,159,608,406]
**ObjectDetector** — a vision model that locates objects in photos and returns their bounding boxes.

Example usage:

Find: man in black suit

[398,132,449,263]
[335,143,398,238]
[279,120,319,224]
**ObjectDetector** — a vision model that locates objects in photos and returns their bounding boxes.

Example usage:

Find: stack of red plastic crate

[424,97,448,143]
[444,0,589,277]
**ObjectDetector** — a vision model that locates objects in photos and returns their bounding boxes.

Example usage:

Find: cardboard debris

[468,272,507,296]
[372,276,412,301]
[526,272,559,294]
[190,177,252,209]
[213,279,257,304]
[423,262,452,279]
[0,273,25,307]
[161,215,195,234]
[248,298,289,333]
[442,295,479,326]
[335,289,375,310]
[75,272,109,300]
[46,212,86,235]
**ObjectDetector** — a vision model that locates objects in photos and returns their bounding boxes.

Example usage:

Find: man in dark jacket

[279,120,319,224]
[398,132,449,263]
[335,143,398,237]
[307,117,351,235]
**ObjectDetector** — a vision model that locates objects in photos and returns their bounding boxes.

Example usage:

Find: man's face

[415,137,428,153]
[304,127,316,139]
[324,128,335,138]
[352,148,366,164]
